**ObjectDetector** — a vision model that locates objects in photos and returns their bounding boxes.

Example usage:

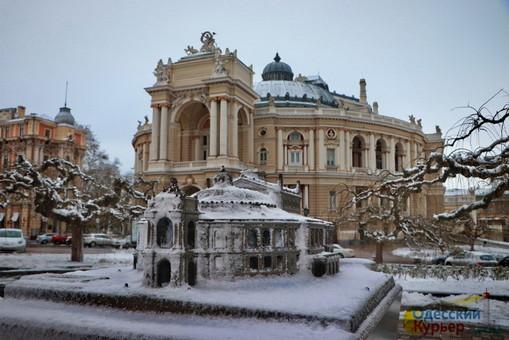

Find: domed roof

[55,106,75,125]
[254,80,338,107]
[262,53,294,81]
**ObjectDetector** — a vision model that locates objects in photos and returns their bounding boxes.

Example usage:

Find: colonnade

[276,128,421,173]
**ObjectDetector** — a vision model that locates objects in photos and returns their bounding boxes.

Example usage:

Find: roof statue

[214,166,233,185]
[409,114,416,124]
[144,115,149,124]
[211,49,228,77]
[200,31,216,53]
[153,58,171,84]
[184,45,199,55]
[417,118,422,128]
[435,125,442,134]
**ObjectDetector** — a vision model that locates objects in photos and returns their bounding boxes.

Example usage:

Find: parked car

[498,256,509,267]
[51,234,70,245]
[36,233,56,244]
[444,251,498,267]
[111,235,133,249]
[0,228,26,252]
[84,233,114,247]
[330,244,355,258]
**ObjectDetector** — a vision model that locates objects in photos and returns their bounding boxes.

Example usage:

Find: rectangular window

[3,156,8,169]
[44,129,51,138]
[203,150,207,160]
[202,135,208,146]
[19,125,24,137]
[289,150,301,166]
[329,191,337,209]
[327,148,336,166]
[276,255,284,270]
[249,256,258,270]
[263,256,272,269]
[355,187,368,209]
[5,127,9,138]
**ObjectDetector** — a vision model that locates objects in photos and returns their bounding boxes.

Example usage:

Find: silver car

[36,233,56,244]
[84,233,114,247]
[445,251,498,267]
[0,228,26,252]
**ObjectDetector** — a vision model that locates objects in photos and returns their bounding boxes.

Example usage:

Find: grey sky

[1,0,508,173]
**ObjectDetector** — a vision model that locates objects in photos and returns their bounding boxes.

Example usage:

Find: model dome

[55,106,75,125]
[262,53,294,81]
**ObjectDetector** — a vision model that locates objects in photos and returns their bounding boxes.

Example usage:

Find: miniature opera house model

[140,169,339,287]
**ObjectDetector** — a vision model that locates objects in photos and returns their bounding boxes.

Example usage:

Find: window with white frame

[259,148,267,165]
[289,150,302,166]
[327,148,335,166]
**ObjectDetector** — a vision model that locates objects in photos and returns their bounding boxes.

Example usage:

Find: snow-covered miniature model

[141,168,339,287]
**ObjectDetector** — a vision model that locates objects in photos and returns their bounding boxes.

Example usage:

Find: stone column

[247,110,254,164]
[150,105,160,161]
[194,136,201,161]
[405,141,411,168]
[159,104,169,160]
[219,99,228,156]
[308,129,315,170]
[389,137,395,172]
[142,143,148,171]
[248,111,254,163]
[345,130,351,169]
[303,185,309,209]
[413,142,418,164]
[303,145,308,170]
[318,129,325,170]
[209,99,218,157]
[134,147,139,173]
[232,104,239,158]
[369,133,376,170]
[335,146,340,168]
[283,144,288,166]
[277,128,283,170]
[339,130,345,169]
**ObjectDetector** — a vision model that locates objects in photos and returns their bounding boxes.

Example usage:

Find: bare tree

[336,93,509,262]
[0,157,148,262]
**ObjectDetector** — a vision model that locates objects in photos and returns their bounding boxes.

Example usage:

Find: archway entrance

[157,258,171,287]
[175,102,210,162]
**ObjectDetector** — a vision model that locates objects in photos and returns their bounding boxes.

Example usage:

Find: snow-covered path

[0,297,353,340]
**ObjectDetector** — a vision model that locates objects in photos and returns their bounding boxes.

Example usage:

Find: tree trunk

[375,241,384,264]
[470,239,475,251]
[71,224,84,262]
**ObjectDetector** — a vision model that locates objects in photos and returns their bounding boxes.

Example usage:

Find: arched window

[352,136,364,168]
[395,143,404,172]
[376,139,387,170]
[262,229,271,246]
[156,217,173,247]
[157,259,171,287]
[259,148,267,165]
[288,132,303,141]
[247,229,258,248]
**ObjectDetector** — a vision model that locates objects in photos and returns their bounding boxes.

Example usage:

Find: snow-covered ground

[0,250,134,269]
[7,258,391,320]
[0,298,354,340]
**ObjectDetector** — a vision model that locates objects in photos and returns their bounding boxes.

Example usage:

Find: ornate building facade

[132,33,445,240]
[0,105,86,237]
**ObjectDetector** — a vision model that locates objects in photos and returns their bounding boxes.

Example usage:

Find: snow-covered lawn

[7,258,392,321]
[0,250,134,269]
[0,298,354,340]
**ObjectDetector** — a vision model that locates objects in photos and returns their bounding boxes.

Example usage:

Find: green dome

[262,53,294,81]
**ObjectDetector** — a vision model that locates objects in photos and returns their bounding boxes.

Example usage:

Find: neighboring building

[132,32,445,240]
[445,188,509,242]
[141,168,338,287]
[0,105,86,237]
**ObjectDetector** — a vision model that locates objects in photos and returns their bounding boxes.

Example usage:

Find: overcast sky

[1,0,508,173]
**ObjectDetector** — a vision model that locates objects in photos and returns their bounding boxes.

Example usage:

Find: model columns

[149,104,160,161]
[389,137,395,172]
[339,130,345,169]
[345,130,351,169]
[219,98,228,156]
[318,129,326,170]
[159,104,169,160]
[277,129,283,170]
[209,99,218,157]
